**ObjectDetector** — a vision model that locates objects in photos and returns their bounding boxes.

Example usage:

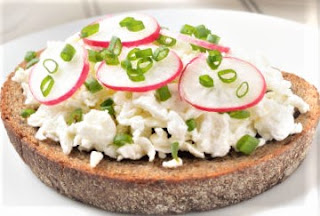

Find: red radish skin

[97,51,183,92]
[179,54,266,112]
[83,14,161,48]
[29,48,89,106]
[160,29,230,53]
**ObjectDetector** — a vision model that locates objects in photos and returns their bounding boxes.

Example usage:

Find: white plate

[0,9,319,216]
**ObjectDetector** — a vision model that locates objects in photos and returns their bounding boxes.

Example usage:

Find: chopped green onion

[40,75,54,97]
[127,48,140,61]
[206,50,222,70]
[127,20,145,32]
[156,85,171,102]
[43,59,59,74]
[105,54,120,65]
[21,108,36,118]
[191,44,207,53]
[100,98,115,115]
[121,58,132,70]
[218,69,237,83]
[119,17,134,27]
[236,134,259,155]
[152,46,169,62]
[156,35,176,47]
[186,119,196,131]
[171,142,179,161]
[80,23,99,38]
[180,24,195,35]
[24,51,37,62]
[113,133,133,147]
[60,44,76,62]
[194,25,211,39]
[228,110,250,119]
[236,81,249,98]
[88,49,103,63]
[207,34,220,44]
[26,58,39,69]
[135,48,153,58]
[108,36,122,56]
[199,74,214,88]
[66,108,83,125]
[137,57,153,73]
[84,78,103,93]
[127,68,145,82]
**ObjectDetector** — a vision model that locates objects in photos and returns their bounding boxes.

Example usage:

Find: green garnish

[108,36,122,56]
[206,50,222,70]
[60,44,76,62]
[207,34,220,44]
[152,46,169,62]
[218,69,237,83]
[228,110,250,119]
[21,109,36,118]
[180,24,195,35]
[236,134,259,155]
[100,98,115,115]
[135,48,153,58]
[199,74,214,88]
[156,34,176,47]
[40,75,54,97]
[84,78,103,93]
[43,59,59,74]
[171,142,179,161]
[105,53,120,65]
[236,81,249,98]
[26,58,39,69]
[127,68,145,82]
[66,108,83,125]
[80,23,99,38]
[194,25,211,39]
[119,17,134,27]
[121,58,132,70]
[24,51,37,62]
[127,48,140,61]
[88,49,103,63]
[137,57,153,73]
[113,133,133,147]
[156,85,171,102]
[186,119,196,131]
[119,17,145,32]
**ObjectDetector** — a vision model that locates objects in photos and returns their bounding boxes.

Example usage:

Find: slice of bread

[1,59,319,214]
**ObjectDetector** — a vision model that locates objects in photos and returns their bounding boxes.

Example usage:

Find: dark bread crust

[1,63,319,214]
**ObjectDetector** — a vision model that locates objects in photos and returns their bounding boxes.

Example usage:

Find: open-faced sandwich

[1,12,319,215]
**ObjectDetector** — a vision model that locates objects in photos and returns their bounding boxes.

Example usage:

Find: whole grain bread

[1,60,319,214]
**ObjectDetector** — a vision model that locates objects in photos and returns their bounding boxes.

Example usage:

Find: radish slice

[160,29,230,53]
[179,54,266,112]
[97,47,183,92]
[83,13,160,48]
[29,41,89,105]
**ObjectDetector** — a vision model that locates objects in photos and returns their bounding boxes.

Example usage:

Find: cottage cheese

[13,40,310,168]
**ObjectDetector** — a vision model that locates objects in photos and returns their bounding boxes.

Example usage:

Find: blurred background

[0,0,319,44]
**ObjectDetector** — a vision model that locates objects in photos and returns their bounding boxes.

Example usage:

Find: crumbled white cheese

[162,158,183,168]
[90,151,104,168]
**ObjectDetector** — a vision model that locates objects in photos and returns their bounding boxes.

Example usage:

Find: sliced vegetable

[66,108,83,125]
[108,36,122,56]
[85,78,103,93]
[236,134,259,155]
[80,23,99,38]
[21,108,36,118]
[113,133,133,147]
[199,74,214,88]
[156,85,171,101]
[60,44,76,62]
[88,49,103,63]
[26,58,39,69]
[137,57,153,73]
[171,142,179,161]
[24,51,37,62]
[43,59,59,74]
[156,34,176,47]
[100,98,115,115]
[152,46,169,62]
[119,17,145,32]
[218,69,237,83]
[40,75,54,97]
[186,119,196,131]
[207,50,222,70]
[236,81,249,98]
[135,48,153,58]
[127,48,140,60]
[228,110,250,119]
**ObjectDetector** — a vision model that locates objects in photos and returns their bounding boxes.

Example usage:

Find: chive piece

[80,23,99,38]
[171,142,179,161]
[127,68,145,82]
[228,110,250,119]
[186,119,196,131]
[108,36,122,56]
[156,34,176,47]
[152,46,169,62]
[88,49,103,63]
[207,34,220,44]
[137,57,153,74]
[194,25,211,39]
[21,108,36,118]
[199,74,214,88]
[26,58,39,69]
[180,24,195,35]
[236,81,249,98]
[127,48,140,61]
[105,54,120,65]
[236,134,259,155]
[121,58,132,70]
[84,78,103,93]
[24,51,37,62]
[66,108,83,125]
[135,48,153,58]
[113,133,133,147]
[60,44,76,62]
[40,75,54,97]
[43,59,59,74]
[100,98,115,115]
[218,69,237,83]
[156,85,171,102]
[119,17,134,27]
[207,50,222,70]
[127,20,145,32]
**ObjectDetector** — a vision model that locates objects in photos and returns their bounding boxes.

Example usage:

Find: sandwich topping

[13,13,309,168]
